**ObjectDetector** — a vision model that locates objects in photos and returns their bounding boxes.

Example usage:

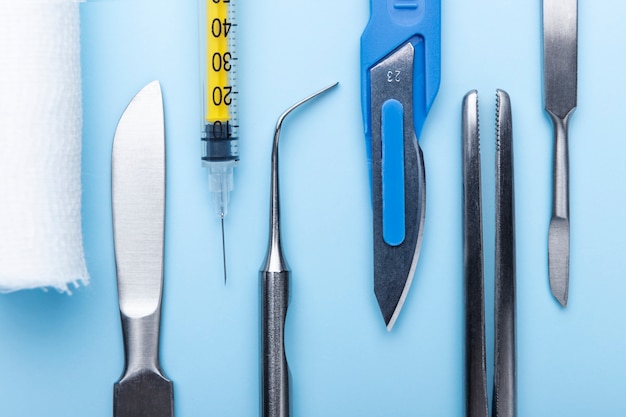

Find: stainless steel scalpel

[360,0,441,331]
[112,81,174,417]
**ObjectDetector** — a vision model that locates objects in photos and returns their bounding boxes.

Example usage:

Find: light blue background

[0,0,624,415]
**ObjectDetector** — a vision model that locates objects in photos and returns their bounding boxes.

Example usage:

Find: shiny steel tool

[260,83,338,417]
[463,90,517,417]
[543,0,577,306]
[494,90,516,417]
[462,91,488,417]
[361,0,441,330]
[112,81,174,417]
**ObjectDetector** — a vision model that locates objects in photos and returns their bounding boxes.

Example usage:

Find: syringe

[200,0,238,283]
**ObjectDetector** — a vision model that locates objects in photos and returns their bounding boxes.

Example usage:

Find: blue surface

[0,0,625,416]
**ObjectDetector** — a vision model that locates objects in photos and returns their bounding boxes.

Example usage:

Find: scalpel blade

[112,81,174,417]
[370,43,425,331]
[360,0,441,330]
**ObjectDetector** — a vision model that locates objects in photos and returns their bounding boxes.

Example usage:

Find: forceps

[463,90,517,417]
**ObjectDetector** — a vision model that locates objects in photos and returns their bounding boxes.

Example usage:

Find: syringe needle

[221,216,227,285]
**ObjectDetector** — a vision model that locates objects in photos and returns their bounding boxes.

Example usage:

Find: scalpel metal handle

[261,270,290,417]
[549,114,570,221]
[119,310,163,378]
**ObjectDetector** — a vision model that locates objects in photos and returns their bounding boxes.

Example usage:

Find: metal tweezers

[463,90,517,417]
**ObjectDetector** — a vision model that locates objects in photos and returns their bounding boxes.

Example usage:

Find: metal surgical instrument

[112,81,174,417]
[463,90,517,417]
[260,82,338,417]
[462,90,488,417]
[543,0,577,306]
[360,0,441,331]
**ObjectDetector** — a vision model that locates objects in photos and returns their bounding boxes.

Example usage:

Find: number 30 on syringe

[204,0,238,143]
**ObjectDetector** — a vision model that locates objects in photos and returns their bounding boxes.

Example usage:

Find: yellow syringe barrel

[206,0,231,123]
[201,0,238,165]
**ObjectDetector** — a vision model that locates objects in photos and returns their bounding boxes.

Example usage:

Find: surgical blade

[361,0,441,331]
[112,81,174,417]
[370,43,425,331]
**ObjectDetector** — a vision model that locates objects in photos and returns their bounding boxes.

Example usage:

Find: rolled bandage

[0,0,88,292]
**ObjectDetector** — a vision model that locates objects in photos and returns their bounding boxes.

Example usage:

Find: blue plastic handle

[360,0,441,165]
[381,99,406,245]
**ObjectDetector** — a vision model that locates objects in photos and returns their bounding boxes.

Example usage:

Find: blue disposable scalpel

[361,0,441,330]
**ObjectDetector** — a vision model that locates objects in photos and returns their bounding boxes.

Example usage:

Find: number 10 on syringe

[200,0,238,283]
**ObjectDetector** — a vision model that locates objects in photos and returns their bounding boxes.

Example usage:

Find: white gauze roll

[0,0,88,292]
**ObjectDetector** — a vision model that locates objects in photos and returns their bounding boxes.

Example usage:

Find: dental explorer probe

[260,82,338,417]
